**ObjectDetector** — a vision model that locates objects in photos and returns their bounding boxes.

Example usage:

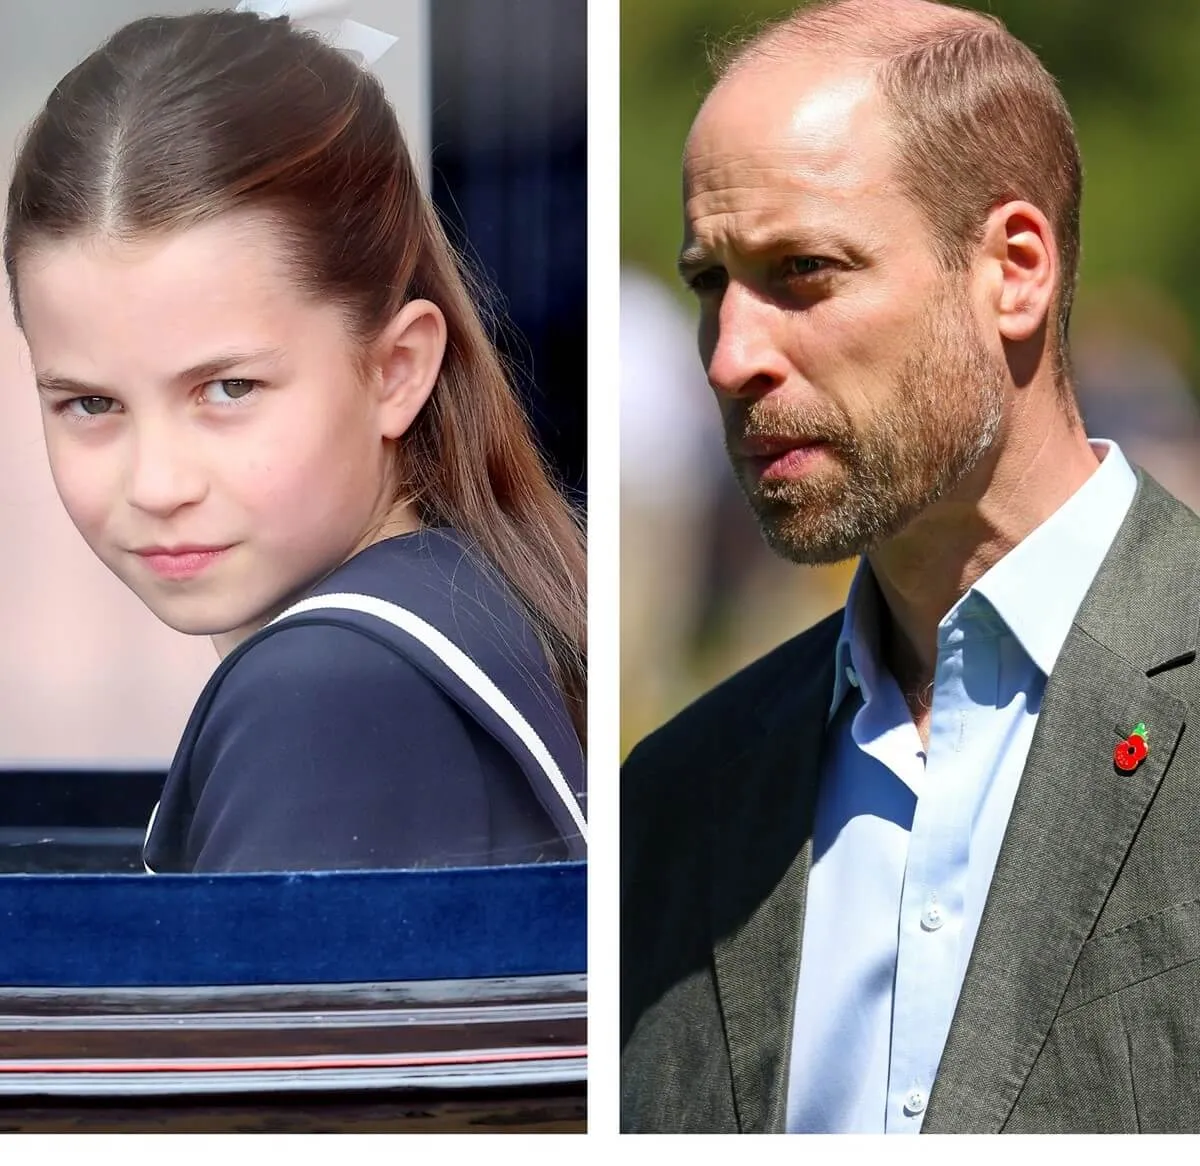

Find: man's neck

[867,395,1100,736]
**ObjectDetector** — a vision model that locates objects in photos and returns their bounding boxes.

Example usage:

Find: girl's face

[17,213,434,652]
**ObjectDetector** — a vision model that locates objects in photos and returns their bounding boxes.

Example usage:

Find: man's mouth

[737,437,830,481]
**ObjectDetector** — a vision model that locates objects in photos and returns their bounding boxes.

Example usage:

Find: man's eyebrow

[677,230,858,282]
[677,244,713,279]
[35,348,287,397]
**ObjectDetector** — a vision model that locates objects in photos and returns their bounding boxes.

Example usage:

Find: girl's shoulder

[311,528,533,643]
[296,527,561,705]
[205,528,569,752]
[146,528,585,870]
[148,620,540,872]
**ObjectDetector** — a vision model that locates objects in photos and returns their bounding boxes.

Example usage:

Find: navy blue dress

[143,529,586,873]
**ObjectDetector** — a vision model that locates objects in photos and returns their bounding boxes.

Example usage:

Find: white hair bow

[235,0,399,66]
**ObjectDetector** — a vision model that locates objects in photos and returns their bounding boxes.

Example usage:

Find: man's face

[681,57,1007,565]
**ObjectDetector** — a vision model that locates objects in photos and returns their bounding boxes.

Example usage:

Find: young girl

[3,9,587,872]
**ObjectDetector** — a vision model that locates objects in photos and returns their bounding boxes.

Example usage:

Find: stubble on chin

[726,296,1007,567]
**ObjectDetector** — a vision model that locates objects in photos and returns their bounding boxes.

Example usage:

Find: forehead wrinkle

[683,164,891,258]
[684,118,891,214]
[685,157,859,199]
[684,161,881,216]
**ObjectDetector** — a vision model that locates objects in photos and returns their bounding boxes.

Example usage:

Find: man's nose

[126,423,207,517]
[702,283,790,399]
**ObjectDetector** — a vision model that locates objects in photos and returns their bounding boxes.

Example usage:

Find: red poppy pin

[1114,723,1149,772]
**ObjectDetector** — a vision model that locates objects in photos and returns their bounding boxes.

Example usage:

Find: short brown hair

[4,11,585,740]
[712,0,1082,395]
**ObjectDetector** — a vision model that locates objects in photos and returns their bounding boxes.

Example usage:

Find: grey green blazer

[621,471,1200,1133]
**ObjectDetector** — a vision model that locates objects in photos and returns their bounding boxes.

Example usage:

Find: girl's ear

[373,299,447,439]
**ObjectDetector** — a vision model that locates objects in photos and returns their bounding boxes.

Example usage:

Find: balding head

[719,0,996,73]
[705,0,1082,393]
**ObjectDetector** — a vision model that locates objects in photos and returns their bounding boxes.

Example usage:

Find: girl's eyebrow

[35,347,287,397]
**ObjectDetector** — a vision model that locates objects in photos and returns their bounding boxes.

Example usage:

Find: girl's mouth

[134,545,232,580]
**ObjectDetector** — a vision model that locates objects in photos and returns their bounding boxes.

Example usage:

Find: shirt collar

[829,558,881,721]
[969,438,1137,677]
[828,439,1138,722]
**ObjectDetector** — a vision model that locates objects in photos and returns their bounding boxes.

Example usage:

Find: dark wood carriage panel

[0,974,586,1015]
[0,1082,586,1132]
[0,974,586,1126]
[0,975,587,1063]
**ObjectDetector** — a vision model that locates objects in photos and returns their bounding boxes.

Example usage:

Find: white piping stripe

[272,593,587,845]
[143,800,160,875]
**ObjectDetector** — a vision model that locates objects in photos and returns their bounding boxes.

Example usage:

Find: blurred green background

[620,0,1200,754]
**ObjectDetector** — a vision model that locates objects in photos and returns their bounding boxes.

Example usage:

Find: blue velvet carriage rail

[0,862,586,986]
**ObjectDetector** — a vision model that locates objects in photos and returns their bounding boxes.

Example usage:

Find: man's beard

[724,288,1007,565]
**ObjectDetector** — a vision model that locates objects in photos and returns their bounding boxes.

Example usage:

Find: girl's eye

[202,379,259,404]
[64,395,118,417]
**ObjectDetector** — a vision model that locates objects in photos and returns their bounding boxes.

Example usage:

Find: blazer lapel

[924,473,1199,1133]
[709,645,836,1133]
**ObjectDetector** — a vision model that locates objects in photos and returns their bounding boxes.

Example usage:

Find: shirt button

[904,1089,927,1115]
[921,899,944,931]
[845,664,860,688]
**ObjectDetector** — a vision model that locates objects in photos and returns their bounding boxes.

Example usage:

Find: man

[621,0,1200,1135]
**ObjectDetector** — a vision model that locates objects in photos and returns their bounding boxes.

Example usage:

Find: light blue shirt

[785,440,1138,1134]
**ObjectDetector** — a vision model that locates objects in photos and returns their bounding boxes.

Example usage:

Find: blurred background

[0,0,585,768]
[621,0,1200,755]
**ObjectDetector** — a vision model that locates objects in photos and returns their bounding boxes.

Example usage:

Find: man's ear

[977,200,1057,344]
[372,298,447,439]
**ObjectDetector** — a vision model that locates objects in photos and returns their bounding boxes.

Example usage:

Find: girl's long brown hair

[4,11,586,743]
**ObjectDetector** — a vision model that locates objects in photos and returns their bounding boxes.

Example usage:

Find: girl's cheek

[46,450,115,529]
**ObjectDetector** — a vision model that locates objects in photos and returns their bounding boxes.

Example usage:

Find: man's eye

[63,396,118,417]
[685,267,727,295]
[780,256,828,279]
